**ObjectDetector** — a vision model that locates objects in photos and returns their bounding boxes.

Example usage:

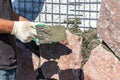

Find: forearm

[0,18,14,33]
[0,12,29,33]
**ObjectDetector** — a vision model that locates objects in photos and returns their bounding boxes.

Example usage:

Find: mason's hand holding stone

[11,21,43,43]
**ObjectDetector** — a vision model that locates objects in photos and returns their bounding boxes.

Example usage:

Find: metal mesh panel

[12,0,45,21]
[12,0,101,30]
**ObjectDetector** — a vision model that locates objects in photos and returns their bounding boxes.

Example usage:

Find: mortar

[34,24,67,44]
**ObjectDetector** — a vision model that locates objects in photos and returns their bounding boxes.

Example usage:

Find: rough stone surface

[98,0,120,58]
[39,30,83,80]
[83,45,120,80]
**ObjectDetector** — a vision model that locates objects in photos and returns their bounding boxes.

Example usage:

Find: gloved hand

[11,21,38,43]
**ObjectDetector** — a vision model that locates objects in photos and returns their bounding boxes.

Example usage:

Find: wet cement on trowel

[36,25,66,44]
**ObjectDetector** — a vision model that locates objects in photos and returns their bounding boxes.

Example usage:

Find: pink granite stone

[83,45,120,80]
[98,0,120,58]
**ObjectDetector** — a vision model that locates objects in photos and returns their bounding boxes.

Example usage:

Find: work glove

[11,21,39,43]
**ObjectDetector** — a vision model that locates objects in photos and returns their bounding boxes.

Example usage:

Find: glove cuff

[11,21,19,35]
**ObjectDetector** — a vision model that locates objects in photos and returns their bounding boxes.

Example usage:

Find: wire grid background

[12,0,101,31]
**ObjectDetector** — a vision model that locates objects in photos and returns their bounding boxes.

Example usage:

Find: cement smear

[36,25,66,44]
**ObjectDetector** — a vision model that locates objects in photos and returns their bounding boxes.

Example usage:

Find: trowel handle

[36,23,46,27]
[33,23,46,43]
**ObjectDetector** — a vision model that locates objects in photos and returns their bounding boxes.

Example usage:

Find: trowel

[33,23,67,44]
